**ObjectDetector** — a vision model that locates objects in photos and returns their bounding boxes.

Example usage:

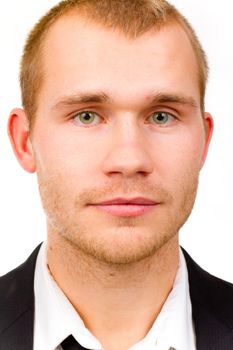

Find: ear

[8,108,36,173]
[200,112,214,168]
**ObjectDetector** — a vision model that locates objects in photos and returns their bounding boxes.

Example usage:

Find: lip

[90,197,159,217]
[96,197,157,205]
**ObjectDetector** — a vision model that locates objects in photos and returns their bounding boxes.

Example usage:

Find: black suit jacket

[1,245,233,349]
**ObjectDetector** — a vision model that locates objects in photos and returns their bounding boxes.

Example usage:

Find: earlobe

[8,108,36,173]
[200,112,214,168]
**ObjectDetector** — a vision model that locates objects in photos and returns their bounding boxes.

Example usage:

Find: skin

[8,15,213,350]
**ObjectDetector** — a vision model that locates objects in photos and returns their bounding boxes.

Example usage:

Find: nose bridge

[115,114,142,145]
[102,115,154,176]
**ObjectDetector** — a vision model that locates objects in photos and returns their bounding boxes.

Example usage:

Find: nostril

[101,137,154,177]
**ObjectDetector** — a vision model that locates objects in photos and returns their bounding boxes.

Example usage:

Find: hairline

[24,10,206,131]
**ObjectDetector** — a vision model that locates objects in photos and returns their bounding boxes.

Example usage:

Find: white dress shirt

[34,242,196,350]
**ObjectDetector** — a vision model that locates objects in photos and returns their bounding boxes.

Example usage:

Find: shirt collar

[34,242,101,350]
[148,250,196,350]
[34,242,195,350]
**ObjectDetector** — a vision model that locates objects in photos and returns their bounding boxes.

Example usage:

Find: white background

[0,0,233,280]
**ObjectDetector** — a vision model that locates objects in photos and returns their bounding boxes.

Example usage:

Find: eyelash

[70,110,178,126]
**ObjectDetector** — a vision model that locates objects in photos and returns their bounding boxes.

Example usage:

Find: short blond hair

[20,0,208,128]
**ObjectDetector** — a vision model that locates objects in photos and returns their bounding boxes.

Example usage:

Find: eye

[149,111,176,125]
[72,111,101,126]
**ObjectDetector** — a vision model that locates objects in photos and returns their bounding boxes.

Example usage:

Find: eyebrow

[53,92,111,110]
[150,92,199,109]
[52,91,199,110]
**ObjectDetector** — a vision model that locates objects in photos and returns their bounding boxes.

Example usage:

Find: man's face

[31,16,212,264]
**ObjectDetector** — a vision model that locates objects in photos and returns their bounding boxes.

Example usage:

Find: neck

[47,231,179,350]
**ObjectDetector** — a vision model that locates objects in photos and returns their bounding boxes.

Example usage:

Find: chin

[65,225,177,266]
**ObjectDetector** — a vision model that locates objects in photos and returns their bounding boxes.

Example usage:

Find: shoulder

[182,248,233,329]
[0,244,41,296]
[183,248,233,296]
[0,244,41,334]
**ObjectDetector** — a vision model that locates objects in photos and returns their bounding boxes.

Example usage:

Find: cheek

[156,128,206,188]
[33,127,100,176]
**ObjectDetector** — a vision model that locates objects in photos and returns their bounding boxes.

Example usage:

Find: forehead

[38,15,200,109]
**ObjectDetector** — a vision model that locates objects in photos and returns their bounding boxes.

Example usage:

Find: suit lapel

[183,248,233,350]
[1,244,233,349]
[0,244,41,350]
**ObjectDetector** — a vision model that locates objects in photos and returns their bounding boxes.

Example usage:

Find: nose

[102,118,154,178]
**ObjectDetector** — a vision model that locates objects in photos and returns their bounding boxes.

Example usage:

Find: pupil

[83,113,91,120]
[157,113,164,121]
